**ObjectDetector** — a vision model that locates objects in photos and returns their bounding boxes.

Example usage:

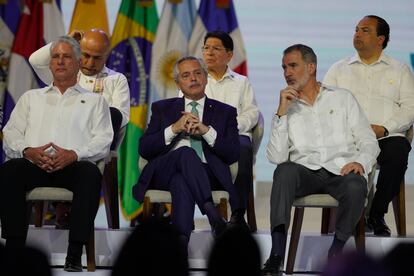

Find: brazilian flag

[107,0,158,220]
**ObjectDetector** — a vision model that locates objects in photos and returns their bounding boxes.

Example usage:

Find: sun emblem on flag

[156,50,183,90]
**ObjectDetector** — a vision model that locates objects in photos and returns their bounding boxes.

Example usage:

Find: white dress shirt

[164,97,217,163]
[29,43,130,127]
[323,53,414,138]
[3,84,113,162]
[179,68,259,139]
[266,84,380,179]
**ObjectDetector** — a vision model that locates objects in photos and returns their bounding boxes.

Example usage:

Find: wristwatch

[383,126,389,137]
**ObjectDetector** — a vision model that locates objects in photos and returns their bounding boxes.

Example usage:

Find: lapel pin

[81,100,85,103]
[329,109,334,114]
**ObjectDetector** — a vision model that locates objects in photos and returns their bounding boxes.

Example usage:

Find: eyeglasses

[201,45,227,53]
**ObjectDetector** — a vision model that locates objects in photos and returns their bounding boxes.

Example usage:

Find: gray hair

[50,35,81,60]
[283,44,317,65]
[173,56,208,81]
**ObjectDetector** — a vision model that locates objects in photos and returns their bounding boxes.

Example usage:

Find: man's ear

[308,63,316,75]
[377,35,385,48]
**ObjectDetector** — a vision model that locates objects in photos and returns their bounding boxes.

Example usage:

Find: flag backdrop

[0,0,22,163]
[107,0,158,220]
[188,0,247,76]
[69,0,109,34]
[1,0,64,162]
[150,0,196,100]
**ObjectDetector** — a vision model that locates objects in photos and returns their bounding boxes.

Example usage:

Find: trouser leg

[270,162,324,232]
[325,173,367,241]
[233,136,253,212]
[0,158,48,240]
[169,173,196,237]
[371,137,410,216]
[54,161,102,243]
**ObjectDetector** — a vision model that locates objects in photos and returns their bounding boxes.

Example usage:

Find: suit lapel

[169,97,185,125]
[203,97,214,126]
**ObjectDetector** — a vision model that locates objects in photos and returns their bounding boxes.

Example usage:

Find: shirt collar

[184,96,206,108]
[349,52,390,65]
[43,83,85,95]
[208,66,235,82]
[79,66,109,79]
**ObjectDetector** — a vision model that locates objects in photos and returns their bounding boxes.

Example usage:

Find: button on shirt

[266,85,380,179]
[164,97,217,163]
[323,53,414,138]
[3,84,113,162]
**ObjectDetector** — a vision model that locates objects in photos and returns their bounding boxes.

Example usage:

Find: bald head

[79,29,110,76]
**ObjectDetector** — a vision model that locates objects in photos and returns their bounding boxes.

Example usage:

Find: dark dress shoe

[64,257,83,272]
[211,218,228,239]
[263,254,283,275]
[229,212,250,232]
[368,216,391,237]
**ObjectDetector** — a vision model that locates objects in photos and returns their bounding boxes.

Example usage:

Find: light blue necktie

[189,101,203,159]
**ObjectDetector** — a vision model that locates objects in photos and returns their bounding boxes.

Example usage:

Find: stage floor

[2,182,414,275]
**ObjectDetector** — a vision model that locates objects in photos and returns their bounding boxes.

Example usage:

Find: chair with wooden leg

[247,111,265,232]
[25,160,105,272]
[139,157,238,221]
[101,126,126,229]
[285,170,375,275]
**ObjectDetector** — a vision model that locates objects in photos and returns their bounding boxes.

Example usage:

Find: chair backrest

[138,156,238,184]
[406,125,413,144]
[251,111,264,165]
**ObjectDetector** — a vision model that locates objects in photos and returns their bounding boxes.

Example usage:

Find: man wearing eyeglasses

[201,31,259,229]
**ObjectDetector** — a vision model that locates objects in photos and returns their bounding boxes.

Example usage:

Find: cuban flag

[3,0,64,130]
[188,0,247,76]
[0,0,22,162]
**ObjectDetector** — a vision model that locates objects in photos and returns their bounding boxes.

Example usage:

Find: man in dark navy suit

[133,56,242,252]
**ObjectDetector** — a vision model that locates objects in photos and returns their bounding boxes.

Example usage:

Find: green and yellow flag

[69,0,109,34]
[107,0,158,220]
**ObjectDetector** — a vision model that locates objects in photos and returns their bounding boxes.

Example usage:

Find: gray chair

[138,157,237,221]
[26,160,105,272]
[285,170,375,274]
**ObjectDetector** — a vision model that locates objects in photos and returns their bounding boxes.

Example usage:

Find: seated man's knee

[344,174,367,199]
[175,147,200,162]
[274,162,301,178]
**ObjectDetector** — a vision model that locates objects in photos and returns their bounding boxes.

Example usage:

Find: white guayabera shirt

[266,84,380,180]
[323,53,414,139]
[3,84,113,163]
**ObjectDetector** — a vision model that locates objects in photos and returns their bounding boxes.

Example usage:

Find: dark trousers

[270,162,367,241]
[234,135,253,211]
[147,147,226,237]
[370,136,411,216]
[0,158,102,243]
[109,107,123,150]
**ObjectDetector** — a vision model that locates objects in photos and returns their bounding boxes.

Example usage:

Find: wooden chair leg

[354,212,365,252]
[286,207,304,275]
[34,201,45,227]
[321,208,331,234]
[102,157,120,229]
[247,189,257,232]
[86,230,96,272]
[143,196,152,219]
[219,198,228,220]
[392,179,406,236]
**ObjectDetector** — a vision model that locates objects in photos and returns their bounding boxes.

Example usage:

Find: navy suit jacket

[133,96,240,206]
